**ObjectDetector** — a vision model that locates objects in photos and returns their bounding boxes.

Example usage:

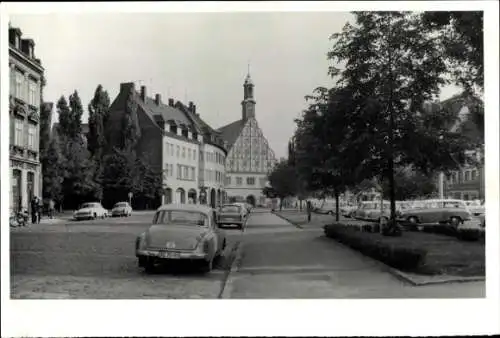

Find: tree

[267,159,300,210]
[421,11,483,92]
[87,85,110,160]
[120,87,141,151]
[42,133,64,203]
[327,12,473,233]
[39,102,53,159]
[381,166,437,200]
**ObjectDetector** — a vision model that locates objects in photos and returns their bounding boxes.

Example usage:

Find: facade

[8,25,45,213]
[217,72,277,206]
[107,83,227,208]
[434,95,485,201]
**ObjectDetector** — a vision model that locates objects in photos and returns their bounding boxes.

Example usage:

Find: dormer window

[192,132,198,140]
[170,125,177,134]
[182,128,189,138]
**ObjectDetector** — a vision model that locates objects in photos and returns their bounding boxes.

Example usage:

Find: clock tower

[241,71,256,120]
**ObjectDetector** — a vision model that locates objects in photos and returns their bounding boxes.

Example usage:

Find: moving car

[218,204,247,230]
[74,202,108,220]
[135,204,226,273]
[111,201,133,217]
[399,199,472,227]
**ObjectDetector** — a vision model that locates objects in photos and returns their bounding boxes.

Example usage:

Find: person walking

[48,199,55,219]
[306,200,312,223]
[30,196,38,224]
[37,197,43,223]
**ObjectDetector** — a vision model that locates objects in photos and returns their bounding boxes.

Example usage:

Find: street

[10,209,484,299]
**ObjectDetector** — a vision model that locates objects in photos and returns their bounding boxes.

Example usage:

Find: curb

[272,212,304,229]
[388,268,485,286]
[323,232,485,287]
[219,241,244,299]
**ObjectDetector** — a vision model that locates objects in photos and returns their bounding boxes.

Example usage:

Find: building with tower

[217,71,277,206]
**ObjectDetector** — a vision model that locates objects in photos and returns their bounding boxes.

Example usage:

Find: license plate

[159,251,180,259]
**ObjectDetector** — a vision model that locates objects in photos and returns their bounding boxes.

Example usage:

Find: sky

[9,12,463,159]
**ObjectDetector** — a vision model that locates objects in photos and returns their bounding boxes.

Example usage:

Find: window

[170,164,173,177]
[193,150,196,160]
[15,71,25,100]
[154,210,208,227]
[191,167,195,180]
[236,177,243,186]
[188,148,192,159]
[170,144,174,156]
[226,176,232,185]
[15,119,24,146]
[27,124,36,149]
[471,170,477,180]
[177,164,181,179]
[247,177,255,185]
[165,163,169,176]
[176,145,180,157]
[464,171,470,181]
[182,147,186,158]
[28,80,38,106]
[184,166,188,179]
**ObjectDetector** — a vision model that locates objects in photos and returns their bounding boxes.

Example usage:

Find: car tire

[201,257,213,273]
[138,256,147,268]
[144,261,155,274]
[450,216,461,228]
[407,216,418,230]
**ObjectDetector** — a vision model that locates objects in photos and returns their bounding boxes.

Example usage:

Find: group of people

[29,196,56,224]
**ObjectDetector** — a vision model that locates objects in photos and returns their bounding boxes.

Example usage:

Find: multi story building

[8,25,45,212]
[217,71,277,206]
[434,94,485,201]
[107,83,227,207]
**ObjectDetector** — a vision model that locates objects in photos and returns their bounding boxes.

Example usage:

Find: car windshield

[443,201,464,209]
[153,210,208,226]
[114,203,128,208]
[221,205,240,213]
[81,203,99,209]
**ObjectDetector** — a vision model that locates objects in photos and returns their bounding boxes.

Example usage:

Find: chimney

[140,86,146,101]
[168,98,174,106]
[155,94,161,105]
[21,39,35,58]
[192,104,197,115]
[189,101,194,111]
[120,82,135,93]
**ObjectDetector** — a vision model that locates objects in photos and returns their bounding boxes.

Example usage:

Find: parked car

[218,204,247,230]
[353,201,391,224]
[399,199,472,227]
[464,200,485,216]
[234,202,250,217]
[111,201,133,217]
[341,204,358,218]
[74,202,108,220]
[135,204,226,273]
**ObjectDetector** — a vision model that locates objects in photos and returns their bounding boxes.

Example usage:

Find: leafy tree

[39,102,53,159]
[381,166,438,200]
[42,133,64,203]
[266,159,300,210]
[87,85,110,160]
[120,88,141,151]
[421,11,483,92]
[326,12,473,232]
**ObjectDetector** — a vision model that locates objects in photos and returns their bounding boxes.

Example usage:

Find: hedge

[323,223,426,271]
[416,224,484,242]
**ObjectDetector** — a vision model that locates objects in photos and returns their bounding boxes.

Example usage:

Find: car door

[211,211,222,253]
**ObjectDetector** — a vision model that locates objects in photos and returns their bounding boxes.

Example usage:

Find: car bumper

[112,211,128,216]
[136,249,208,260]
[74,214,93,220]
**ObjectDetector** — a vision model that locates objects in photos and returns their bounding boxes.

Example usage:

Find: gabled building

[8,24,45,213]
[106,83,228,207]
[217,72,277,206]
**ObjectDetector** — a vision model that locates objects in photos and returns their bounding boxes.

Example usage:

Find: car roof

[157,203,214,214]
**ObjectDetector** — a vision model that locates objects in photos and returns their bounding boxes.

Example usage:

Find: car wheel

[450,216,461,228]
[328,211,334,215]
[201,257,213,273]
[144,261,155,273]
[138,256,147,268]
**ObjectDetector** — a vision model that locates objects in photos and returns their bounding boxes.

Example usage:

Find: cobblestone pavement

[10,212,245,299]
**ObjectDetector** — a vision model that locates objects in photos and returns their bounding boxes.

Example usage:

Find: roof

[157,203,214,214]
[217,119,245,149]
[143,96,192,127]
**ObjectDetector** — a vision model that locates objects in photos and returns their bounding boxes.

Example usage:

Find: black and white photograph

[1,1,499,337]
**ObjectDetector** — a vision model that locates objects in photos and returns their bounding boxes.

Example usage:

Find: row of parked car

[319,199,485,227]
[73,202,133,220]
[135,202,254,273]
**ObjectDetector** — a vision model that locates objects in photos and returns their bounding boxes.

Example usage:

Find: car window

[81,203,99,209]
[443,201,464,209]
[114,202,128,207]
[154,210,208,226]
[221,205,241,213]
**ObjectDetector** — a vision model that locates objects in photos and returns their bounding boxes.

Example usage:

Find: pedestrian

[37,197,43,223]
[30,196,38,224]
[48,199,55,219]
[307,200,312,223]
